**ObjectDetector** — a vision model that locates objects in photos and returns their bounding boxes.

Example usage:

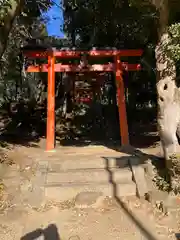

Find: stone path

[0,142,179,240]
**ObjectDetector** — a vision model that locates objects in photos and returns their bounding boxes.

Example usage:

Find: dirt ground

[1,196,180,240]
[0,139,180,240]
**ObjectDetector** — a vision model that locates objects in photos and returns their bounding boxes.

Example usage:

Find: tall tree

[152,0,180,165]
[0,0,25,59]
[0,0,52,60]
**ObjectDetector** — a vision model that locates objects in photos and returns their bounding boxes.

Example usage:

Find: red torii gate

[22,47,143,151]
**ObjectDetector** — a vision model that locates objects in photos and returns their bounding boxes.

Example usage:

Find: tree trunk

[155,0,180,166]
[0,0,24,60]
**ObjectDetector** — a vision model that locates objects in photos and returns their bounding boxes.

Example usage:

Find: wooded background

[0,0,180,147]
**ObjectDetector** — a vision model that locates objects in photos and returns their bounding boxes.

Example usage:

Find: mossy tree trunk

[0,0,24,60]
[154,0,180,175]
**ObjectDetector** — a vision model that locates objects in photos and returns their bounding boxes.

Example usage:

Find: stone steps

[46,168,132,185]
[41,153,148,202]
[48,156,129,171]
[44,157,136,201]
[44,182,136,202]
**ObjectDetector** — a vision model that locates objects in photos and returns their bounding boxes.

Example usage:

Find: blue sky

[45,0,64,38]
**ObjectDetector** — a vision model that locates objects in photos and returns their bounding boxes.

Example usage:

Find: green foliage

[153,154,180,195]
[153,170,171,192]
[167,23,180,61]
[0,0,53,103]
[0,0,11,25]
[65,0,158,48]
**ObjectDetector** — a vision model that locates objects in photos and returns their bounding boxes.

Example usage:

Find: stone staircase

[44,148,147,202]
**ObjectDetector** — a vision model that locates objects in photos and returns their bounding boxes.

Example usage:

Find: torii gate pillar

[115,54,129,145]
[46,52,55,151]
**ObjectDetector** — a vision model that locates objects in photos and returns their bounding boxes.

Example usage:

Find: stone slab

[44,182,136,202]
[75,191,103,208]
[48,156,129,172]
[46,168,132,184]
[129,156,148,198]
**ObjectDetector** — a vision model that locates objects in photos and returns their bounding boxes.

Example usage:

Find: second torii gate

[22,47,143,151]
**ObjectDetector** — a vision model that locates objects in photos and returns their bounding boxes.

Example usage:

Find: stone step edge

[46,168,133,185]
[129,157,148,198]
[44,182,137,201]
[47,159,129,171]
[47,167,131,173]
[45,181,135,188]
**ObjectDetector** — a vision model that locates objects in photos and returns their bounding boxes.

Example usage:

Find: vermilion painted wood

[47,55,55,151]
[26,63,141,72]
[23,49,143,150]
[115,55,129,146]
[23,49,143,58]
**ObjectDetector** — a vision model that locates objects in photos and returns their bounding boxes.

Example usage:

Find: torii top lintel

[22,46,143,58]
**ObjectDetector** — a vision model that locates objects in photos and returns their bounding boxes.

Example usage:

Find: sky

[44,0,64,38]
